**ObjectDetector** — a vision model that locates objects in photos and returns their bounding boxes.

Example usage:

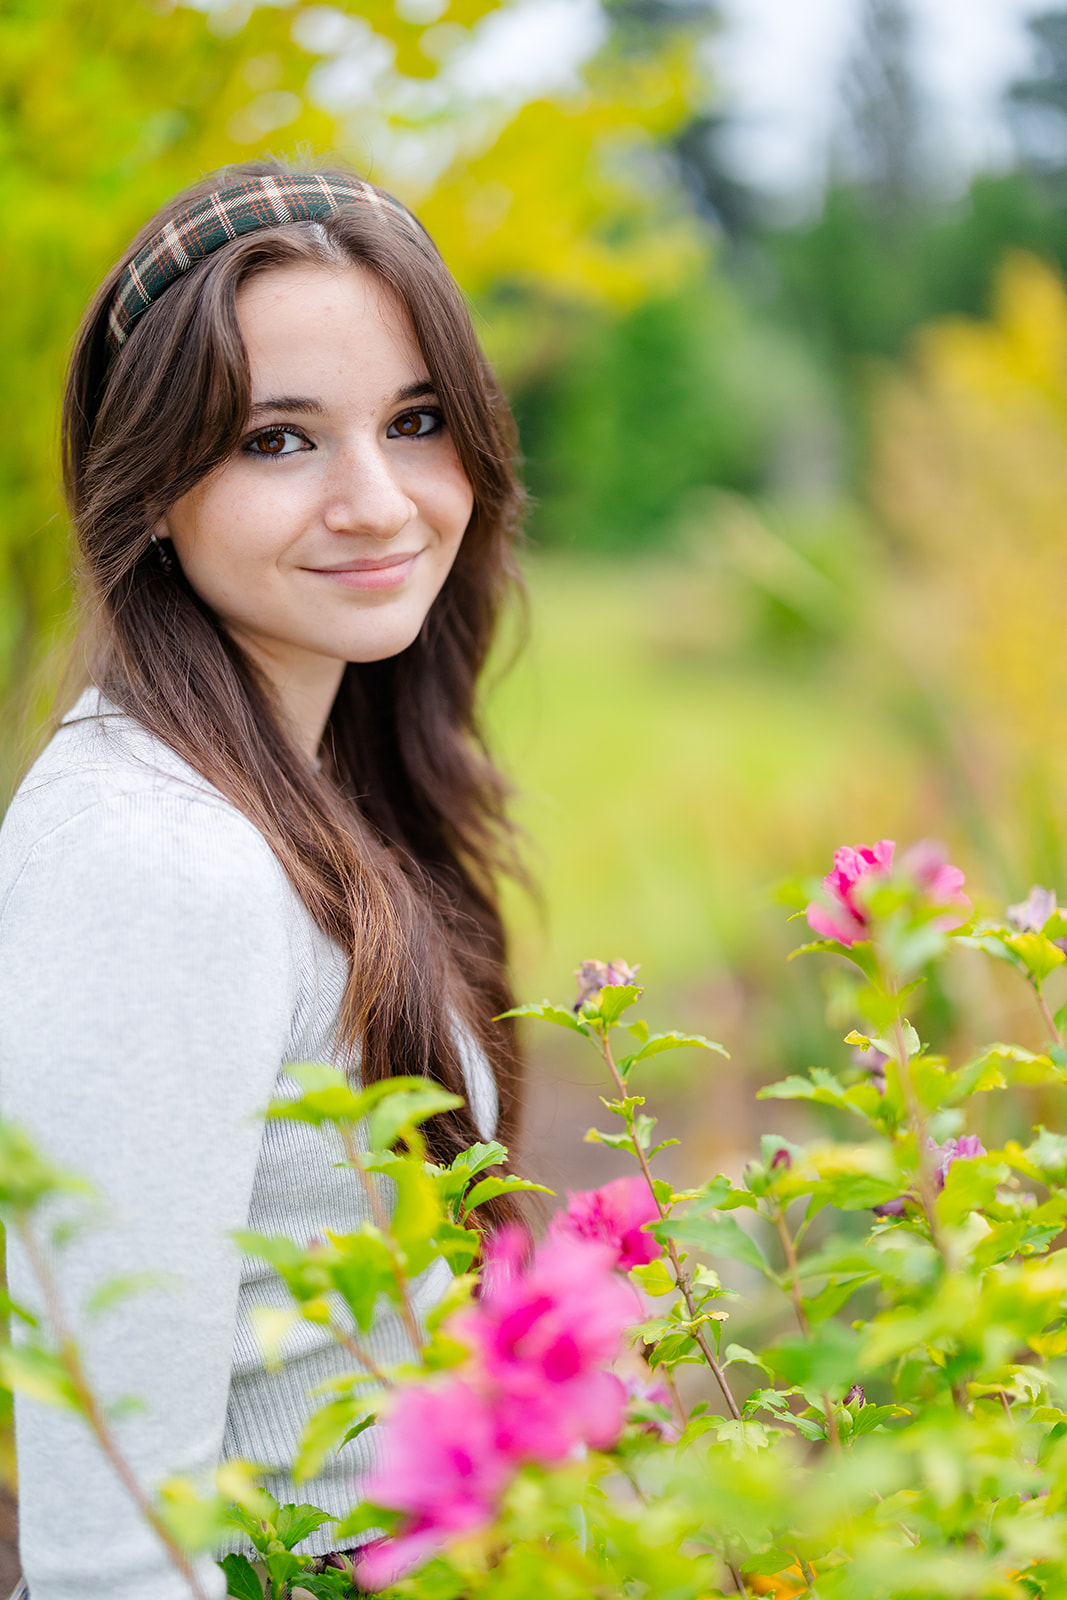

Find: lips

[305,551,421,591]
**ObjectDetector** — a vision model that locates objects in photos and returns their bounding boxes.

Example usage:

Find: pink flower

[457,1228,635,1459]
[1008,885,1059,933]
[900,841,972,926]
[806,840,895,945]
[574,958,641,1010]
[549,1176,662,1271]
[928,1134,985,1189]
[806,839,971,946]
[623,1374,679,1440]
[354,1380,512,1590]
[360,1228,638,1583]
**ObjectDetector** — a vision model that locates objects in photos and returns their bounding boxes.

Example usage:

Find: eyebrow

[247,380,439,419]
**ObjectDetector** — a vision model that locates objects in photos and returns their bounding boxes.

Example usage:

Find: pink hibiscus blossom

[354,1380,513,1591]
[358,1228,637,1585]
[548,1175,662,1271]
[900,840,972,926]
[457,1228,634,1459]
[806,840,896,945]
[806,839,970,947]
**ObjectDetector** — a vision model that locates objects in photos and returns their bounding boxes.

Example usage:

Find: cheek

[168,474,289,572]
[422,461,475,553]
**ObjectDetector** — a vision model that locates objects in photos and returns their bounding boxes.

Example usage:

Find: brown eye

[243,426,309,460]
[387,408,442,440]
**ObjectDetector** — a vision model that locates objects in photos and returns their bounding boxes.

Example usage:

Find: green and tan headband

[106,172,421,355]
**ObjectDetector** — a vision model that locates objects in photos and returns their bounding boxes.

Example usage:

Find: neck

[228,629,345,762]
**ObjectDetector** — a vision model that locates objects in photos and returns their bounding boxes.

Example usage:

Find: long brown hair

[62,158,526,1193]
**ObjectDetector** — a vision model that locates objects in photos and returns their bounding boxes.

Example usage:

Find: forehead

[235,262,425,398]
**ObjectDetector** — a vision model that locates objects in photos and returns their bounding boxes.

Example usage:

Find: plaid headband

[106,173,420,355]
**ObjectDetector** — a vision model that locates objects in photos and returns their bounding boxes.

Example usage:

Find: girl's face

[163,261,474,743]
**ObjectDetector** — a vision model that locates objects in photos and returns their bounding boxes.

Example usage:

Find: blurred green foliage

[513,285,783,551]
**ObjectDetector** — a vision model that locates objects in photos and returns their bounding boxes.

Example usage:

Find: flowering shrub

[9,840,1067,1598]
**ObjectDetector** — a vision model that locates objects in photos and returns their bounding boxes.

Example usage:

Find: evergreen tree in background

[836,0,927,217]
[602,0,754,240]
[1008,11,1067,171]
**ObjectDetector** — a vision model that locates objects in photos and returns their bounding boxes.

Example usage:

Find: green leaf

[850,1402,908,1436]
[0,1123,95,1213]
[322,1230,397,1330]
[745,1549,798,1577]
[388,1161,445,1275]
[765,1323,861,1391]
[294,1398,377,1482]
[596,984,644,1026]
[367,1085,464,1152]
[268,1065,369,1126]
[584,1126,637,1153]
[723,1342,771,1375]
[461,1175,553,1214]
[757,1073,848,1106]
[793,1416,827,1441]
[428,1220,481,1274]
[453,1140,509,1174]
[339,1414,377,1449]
[248,1307,300,1371]
[219,1553,264,1600]
[0,1344,80,1410]
[1024,1126,1067,1184]
[226,1499,276,1554]
[630,1031,729,1064]
[1006,932,1067,986]
[664,1212,770,1274]
[496,1002,588,1034]
[265,1550,302,1587]
[803,1277,872,1325]
[274,1501,336,1547]
[630,1258,676,1297]
[293,1573,357,1598]
[85,1271,176,1316]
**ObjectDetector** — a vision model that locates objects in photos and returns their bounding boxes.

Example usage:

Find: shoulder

[0,689,290,923]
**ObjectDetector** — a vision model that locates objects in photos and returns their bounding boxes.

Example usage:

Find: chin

[338,618,429,664]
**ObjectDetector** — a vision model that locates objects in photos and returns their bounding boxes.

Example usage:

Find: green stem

[727,1557,749,1595]
[597,1026,742,1423]
[328,1321,393,1387]
[1034,983,1063,1050]
[794,1550,817,1591]
[16,1219,210,1600]
[342,1131,425,1359]
[773,1207,841,1455]
[889,1010,950,1268]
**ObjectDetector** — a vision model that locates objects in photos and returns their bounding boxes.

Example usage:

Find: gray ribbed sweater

[0,690,497,1600]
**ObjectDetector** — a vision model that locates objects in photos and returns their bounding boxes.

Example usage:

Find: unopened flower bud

[605,959,640,988]
[845,1384,865,1408]
[770,1147,792,1170]
[573,958,640,1012]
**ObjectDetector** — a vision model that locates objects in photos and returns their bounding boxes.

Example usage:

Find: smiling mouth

[305,552,421,591]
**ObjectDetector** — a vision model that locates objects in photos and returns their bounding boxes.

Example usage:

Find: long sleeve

[0,791,300,1600]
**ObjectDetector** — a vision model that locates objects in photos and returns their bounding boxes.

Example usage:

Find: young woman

[0,160,526,1599]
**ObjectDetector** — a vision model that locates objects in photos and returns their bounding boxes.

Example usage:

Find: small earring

[150,533,175,576]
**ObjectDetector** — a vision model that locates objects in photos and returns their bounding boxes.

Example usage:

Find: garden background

[5,0,1067,1578]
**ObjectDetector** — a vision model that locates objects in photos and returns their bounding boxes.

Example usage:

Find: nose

[322,440,417,542]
